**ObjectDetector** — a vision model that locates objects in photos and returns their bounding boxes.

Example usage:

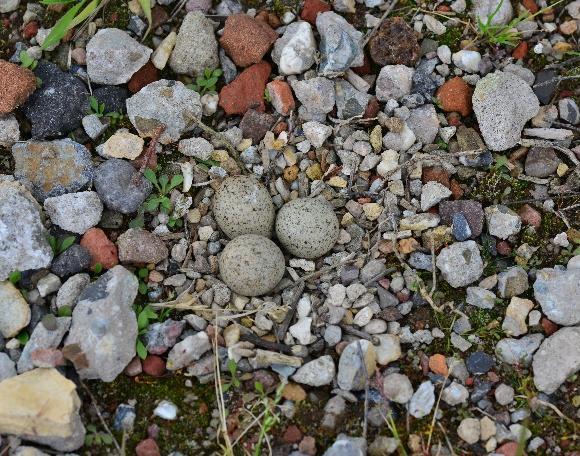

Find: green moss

[103,0,132,30]
[437,27,463,52]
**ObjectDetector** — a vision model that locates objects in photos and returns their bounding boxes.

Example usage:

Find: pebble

[169,12,218,76]
[423,15,446,35]
[368,17,419,66]
[485,205,522,240]
[151,32,177,71]
[0,60,37,115]
[495,334,543,366]
[56,273,90,310]
[436,241,484,288]
[214,175,275,239]
[86,29,152,85]
[80,227,119,269]
[0,114,20,147]
[497,266,528,298]
[335,80,371,119]
[126,79,202,144]
[494,383,514,405]
[452,50,481,73]
[472,71,540,151]
[82,114,108,140]
[442,382,469,406]
[291,77,335,117]
[472,0,513,27]
[375,65,414,101]
[0,280,31,338]
[17,316,70,373]
[266,80,295,115]
[292,355,335,386]
[316,11,364,76]
[272,21,316,75]
[12,139,94,202]
[337,339,376,391]
[533,266,580,326]
[93,159,152,214]
[0,353,16,381]
[44,191,103,235]
[524,146,560,178]
[219,13,277,67]
[0,0,19,13]
[219,61,271,115]
[409,381,435,418]
[167,331,211,370]
[466,286,496,309]
[382,372,413,403]
[117,228,169,264]
[421,181,452,211]
[219,234,285,296]
[436,76,473,116]
[466,351,494,374]
[0,180,53,280]
[153,400,178,420]
[276,198,339,259]
[458,418,480,445]
[303,121,333,148]
[101,130,144,160]
[502,297,533,337]
[66,266,138,381]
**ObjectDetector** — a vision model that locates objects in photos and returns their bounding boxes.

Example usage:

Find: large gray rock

[533,327,580,394]
[86,28,152,85]
[65,265,138,382]
[376,65,414,101]
[272,20,316,75]
[473,71,539,151]
[126,79,202,144]
[496,334,543,366]
[12,139,94,202]
[117,228,168,264]
[436,240,484,288]
[316,12,364,76]
[533,267,580,326]
[0,180,53,281]
[292,355,336,386]
[43,191,103,234]
[17,317,71,373]
[169,12,219,77]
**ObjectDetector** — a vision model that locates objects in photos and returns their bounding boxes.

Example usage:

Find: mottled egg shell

[275,197,339,259]
[213,175,275,239]
[219,234,285,296]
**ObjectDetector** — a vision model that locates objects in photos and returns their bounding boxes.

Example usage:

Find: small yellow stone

[328,176,347,188]
[211,149,229,162]
[553,42,573,54]
[306,163,323,180]
[370,125,382,152]
[557,162,569,177]
[341,212,355,226]
[363,202,382,221]
[283,147,297,166]
[236,138,252,151]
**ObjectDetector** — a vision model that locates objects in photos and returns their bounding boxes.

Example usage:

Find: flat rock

[439,200,484,237]
[117,228,169,264]
[376,65,414,102]
[0,180,53,280]
[497,266,528,298]
[409,380,435,418]
[219,14,277,67]
[292,355,335,386]
[219,61,271,116]
[291,77,335,117]
[51,245,91,278]
[12,139,94,202]
[0,368,85,451]
[126,79,202,144]
[337,339,376,391]
[101,130,144,160]
[495,334,543,366]
[524,146,560,178]
[0,280,31,338]
[472,71,539,151]
[22,61,89,139]
[407,104,439,145]
[485,204,521,239]
[472,0,513,27]
[272,21,316,75]
[383,372,413,403]
[86,28,152,85]
[335,79,371,120]
[533,267,580,326]
[93,158,152,214]
[44,191,103,234]
[436,240,484,288]
[66,265,138,381]
[0,59,37,114]
[169,11,219,77]
[166,331,211,370]
[533,327,580,394]
[316,11,363,76]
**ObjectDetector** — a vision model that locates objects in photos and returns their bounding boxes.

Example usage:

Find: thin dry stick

[437,422,457,456]
[213,318,234,455]
[532,74,580,89]
[80,380,123,455]
[426,371,451,451]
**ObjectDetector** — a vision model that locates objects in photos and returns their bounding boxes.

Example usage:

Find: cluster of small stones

[0,0,579,454]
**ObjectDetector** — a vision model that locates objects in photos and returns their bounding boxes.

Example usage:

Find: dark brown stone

[439,200,484,238]
[368,17,420,66]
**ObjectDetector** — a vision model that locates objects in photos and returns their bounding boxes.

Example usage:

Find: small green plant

[19,50,38,70]
[188,68,223,95]
[222,359,241,392]
[16,330,30,347]
[263,88,271,103]
[57,305,73,317]
[136,267,149,295]
[48,235,76,255]
[93,263,103,274]
[251,381,284,456]
[134,304,170,359]
[88,95,105,117]
[84,424,114,446]
[8,270,21,285]
[143,168,184,214]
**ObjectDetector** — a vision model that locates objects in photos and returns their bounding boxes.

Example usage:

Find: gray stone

[533,326,580,394]
[169,12,219,77]
[383,372,413,403]
[56,273,90,310]
[495,334,544,366]
[361,260,387,283]
[524,147,560,178]
[382,123,416,152]
[407,104,439,144]
[0,352,16,381]
[292,355,335,386]
[93,159,152,214]
[0,180,53,281]
[375,334,401,365]
[497,266,528,298]
[82,114,108,140]
[473,71,540,151]
[409,380,435,418]
[303,121,333,148]
[37,273,61,297]
[86,28,152,85]
[17,317,71,373]
[117,228,168,264]
[485,204,521,239]
[439,200,484,238]
[316,12,364,76]
[376,65,414,101]
[533,267,580,326]
[0,114,19,147]
[436,240,484,288]
[44,191,103,234]
[337,339,376,391]
[558,98,579,125]
[442,382,469,405]
[494,383,514,405]
[324,434,366,456]
[335,79,371,119]
[272,21,316,75]
[466,286,496,309]
[178,137,213,160]
[0,0,19,13]
[291,77,335,117]
[503,63,535,86]
[472,0,513,28]
[12,139,94,202]
[166,331,211,370]
[421,181,452,211]
[126,79,202,144]
[452,50,481,73]
[369,436,398,455]
[66,266,138,382]
[51,245,91,278]
[458,418,480,444]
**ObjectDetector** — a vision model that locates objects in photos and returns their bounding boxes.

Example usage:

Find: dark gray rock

[93,159,152,214]
[411,58,438,98]
[524,147,560,178]
[334,79,371,120]
[23,61,89,138]
[92,86,129,113]
[51,245,91,278]
[466,351,494,374]
[533,70,557,105]
[452,213,472,241]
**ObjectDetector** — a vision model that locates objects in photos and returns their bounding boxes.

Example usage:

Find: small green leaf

[138,282,148,295]
[144,197,160,212]
[59,236,76,253]
[89,96,98,112]
[41,0,88,50]
[137,310,149,330]
[101,433,113,445]
[169,174,184,190]
[85,434,94,445]
[143,168,157,185]
[86,424,97,433]
[48,236,58,254]
[158,174,169,192]
[138,267,149,279]
[58,305,73,317]
[254,381,264,394]
[160,197,171,211]
[227,358,237,375]
[17,331,30,346]
[9,270,21,284]
[136,338,148,359]
[213,69,223,77]
[93,263,103,274]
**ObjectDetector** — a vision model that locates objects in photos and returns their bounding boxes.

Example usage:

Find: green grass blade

[70,0,100,28]
[137,0,152,39]
[41,0,87,50]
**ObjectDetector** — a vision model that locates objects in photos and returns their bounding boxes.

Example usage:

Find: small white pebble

[154,400,178,420]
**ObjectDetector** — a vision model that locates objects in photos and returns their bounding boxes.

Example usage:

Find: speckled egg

[213,176,275,239]
[275,197,339,259]
[219,234,285,296]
